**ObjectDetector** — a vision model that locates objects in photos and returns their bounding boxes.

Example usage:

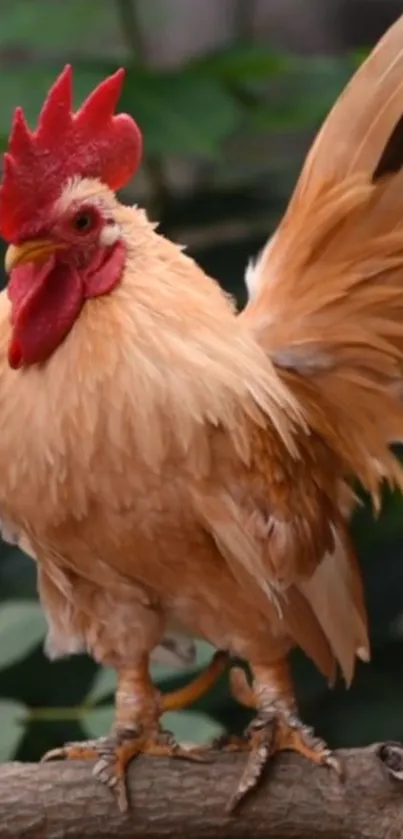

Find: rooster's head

[0,66,142,368]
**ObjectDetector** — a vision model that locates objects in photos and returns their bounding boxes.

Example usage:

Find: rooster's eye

[72,209,97,234]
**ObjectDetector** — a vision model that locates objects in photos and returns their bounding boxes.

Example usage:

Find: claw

[226,724,274,813]
[40,728,210,812]
[211,733,249,752]
[41,747,66,763]
[39,653,230,811]
[169,745,213,764]
[220,661,344,812]
[220,707,342,814]
[273,714,342,777]
[322,751,344,779]
[41,741,103,763]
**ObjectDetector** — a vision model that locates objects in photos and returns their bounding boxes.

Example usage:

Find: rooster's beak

[4,240,64,274]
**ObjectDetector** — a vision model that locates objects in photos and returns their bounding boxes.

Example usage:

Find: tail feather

[239,16,403,684]
[240,15,403,508]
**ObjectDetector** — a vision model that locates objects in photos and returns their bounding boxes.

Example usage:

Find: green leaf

[87,667,116,705]
[191,44,289,82]
[0,545,36,601]
[85,705,114,739]
[352,48,370,67]
[0,0,121,54]
[244,54,356,132]
[121,68,242,157]
[0,59,241,159]
[163,710,225,745]
[87,641,216,705]
[0,601,46,669]
[0,700,25,761]
[294,54,355,108]
[84,705,225,745]
[0,64,116,135]
[316,653,403,749]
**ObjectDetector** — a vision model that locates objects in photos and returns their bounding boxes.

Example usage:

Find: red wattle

[7,257,84,366]
[8,334,23,369]
[83,241,126,298]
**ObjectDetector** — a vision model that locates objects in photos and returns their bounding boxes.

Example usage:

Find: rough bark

[0,745,402,838]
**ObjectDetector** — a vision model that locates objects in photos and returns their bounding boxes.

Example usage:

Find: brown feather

[238,16,403,678]
[279,586,337,685]
[298,528,369,685]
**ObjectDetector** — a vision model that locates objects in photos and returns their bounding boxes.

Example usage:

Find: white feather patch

[244,233,277,300]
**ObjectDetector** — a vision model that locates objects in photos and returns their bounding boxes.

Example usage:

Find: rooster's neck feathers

[0,202,300,523]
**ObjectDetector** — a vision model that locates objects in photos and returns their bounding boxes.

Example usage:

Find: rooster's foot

[215,710,342,812]
[214,667,342,813]
[41,725,207,812]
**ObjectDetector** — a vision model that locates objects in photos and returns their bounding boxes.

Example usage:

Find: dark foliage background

[0,0,402,764]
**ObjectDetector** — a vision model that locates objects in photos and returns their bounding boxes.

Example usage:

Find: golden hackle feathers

[62,181,305,461]
[0,178,300,519]
[115,201,306,459]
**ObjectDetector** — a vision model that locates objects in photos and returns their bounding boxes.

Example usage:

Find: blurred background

[0,0,403,764]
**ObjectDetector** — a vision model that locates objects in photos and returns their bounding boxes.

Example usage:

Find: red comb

[0,65,142,241]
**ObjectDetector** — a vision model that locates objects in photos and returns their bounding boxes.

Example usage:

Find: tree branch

[0,744,402,838]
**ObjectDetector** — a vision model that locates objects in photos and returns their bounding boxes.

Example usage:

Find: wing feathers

[280,586,337,685]
[298,528,369,685]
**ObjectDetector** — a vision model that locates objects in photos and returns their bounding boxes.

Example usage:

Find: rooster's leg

[42,651,228,811]
[217,659,342,812]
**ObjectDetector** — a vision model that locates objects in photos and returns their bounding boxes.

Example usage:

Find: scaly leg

[215,659,342,812]
[42,650,228,811]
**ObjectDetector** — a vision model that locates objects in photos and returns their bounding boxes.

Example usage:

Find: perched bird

[1,13,403,813]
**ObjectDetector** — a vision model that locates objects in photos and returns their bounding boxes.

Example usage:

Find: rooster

[2,14,403,813]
